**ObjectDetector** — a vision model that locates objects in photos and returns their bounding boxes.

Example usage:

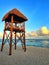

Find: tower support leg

[9,16,13,55]
[23,33,26,52]
[14,32,16,50]
[9,30,12,55]
[1,30,5,51]
[23,23,26,52]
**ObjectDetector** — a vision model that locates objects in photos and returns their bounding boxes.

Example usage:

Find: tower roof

[2,8,27,23]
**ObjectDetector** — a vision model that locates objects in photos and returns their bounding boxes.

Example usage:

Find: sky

[0,0,49,33]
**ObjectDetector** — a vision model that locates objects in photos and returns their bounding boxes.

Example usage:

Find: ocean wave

[42,41,49,45]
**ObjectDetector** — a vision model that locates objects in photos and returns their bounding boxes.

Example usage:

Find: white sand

[0,45,49,65]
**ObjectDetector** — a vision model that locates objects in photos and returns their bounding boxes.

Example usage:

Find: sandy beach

[0,45,49,65]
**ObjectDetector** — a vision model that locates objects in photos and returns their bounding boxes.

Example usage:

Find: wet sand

[0,45,49,65]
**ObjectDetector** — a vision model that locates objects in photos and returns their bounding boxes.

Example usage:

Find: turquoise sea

[0,39,49,48]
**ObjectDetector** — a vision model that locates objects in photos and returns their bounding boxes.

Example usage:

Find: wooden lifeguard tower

[1,8,27,55]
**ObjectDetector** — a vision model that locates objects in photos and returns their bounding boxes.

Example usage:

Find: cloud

[0,32,3,38]
[37,26,49,36]
[26,26,49,38]
[30,31,38,37]
[25,31,38,38]
[41,26,49,34]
